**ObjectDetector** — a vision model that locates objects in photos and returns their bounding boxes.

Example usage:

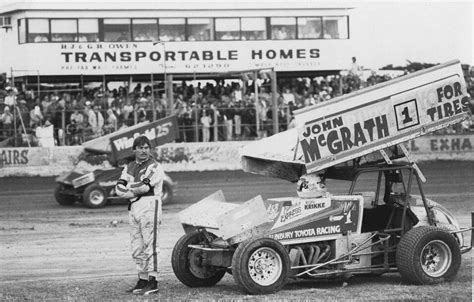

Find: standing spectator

[257,98,268,137]
[349,56,362,77]
[4,87,16,107]
[136,102,148,123]
[70,107,84,128]
[104,108,118,133]
[88,105,104,137]
[122,99,134,126]
[41,95,53,118]
[17,99,30,133]
[67,107,85,144]
[349,56,362,89]
[200,110,211,142]
[29,97,44,129]
[1,106,13,138]
[282,88,296,106]
[224,102,235,141]
[233,84,243,103]
[233,101,242,138]
[35,119,55,147]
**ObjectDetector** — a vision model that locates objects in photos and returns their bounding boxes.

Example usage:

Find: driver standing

[115,135,164,295]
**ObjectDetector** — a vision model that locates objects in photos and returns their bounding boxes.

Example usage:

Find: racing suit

[116,157,164,280]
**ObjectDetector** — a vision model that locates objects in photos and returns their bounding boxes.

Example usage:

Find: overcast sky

[2,0,473,69]
[350,1,473,69]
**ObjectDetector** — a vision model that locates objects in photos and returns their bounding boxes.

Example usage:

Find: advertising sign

[12,40,351,75]
[266,197,362,243]
[110,115,178,162]
[294,60,470,173]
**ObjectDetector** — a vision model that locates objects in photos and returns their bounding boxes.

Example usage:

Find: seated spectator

[34,35,49,42]
[52,34,63,42]
[78,35,88,42]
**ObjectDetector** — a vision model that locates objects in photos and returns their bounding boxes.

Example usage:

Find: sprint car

[54,116,179,208]
[54,165,175,208]
[171,61,473,294]
[171,162,472,295]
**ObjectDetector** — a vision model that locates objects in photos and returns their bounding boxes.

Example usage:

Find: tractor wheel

[172,230,226,287]
[232,237,290,295]
[83,184,108,208]
[54,185,75,206]
[396,226,461,284]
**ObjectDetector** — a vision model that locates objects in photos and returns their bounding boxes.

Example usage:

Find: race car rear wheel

[54,185,75,206]
[232,237,290,295]
[396,226,461,284]
[83,184,108,208]
[161,181,173,205]
[172,230,226,287]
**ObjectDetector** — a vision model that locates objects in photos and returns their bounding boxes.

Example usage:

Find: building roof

[0,1,354,15]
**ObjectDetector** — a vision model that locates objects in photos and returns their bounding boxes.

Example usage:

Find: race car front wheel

[396,226,461,284]
[83,184,108,208]
[172,230,226,287]
[54,185,75,206]
[232,237,290,295]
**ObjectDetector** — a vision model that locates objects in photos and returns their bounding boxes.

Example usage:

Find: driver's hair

[132,135,152,150]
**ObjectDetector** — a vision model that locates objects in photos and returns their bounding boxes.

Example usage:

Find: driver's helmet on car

[296,173,327,198]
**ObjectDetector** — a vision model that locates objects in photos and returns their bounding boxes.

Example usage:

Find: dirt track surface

[0,162,473,301]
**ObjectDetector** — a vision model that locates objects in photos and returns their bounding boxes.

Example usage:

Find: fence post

[271,69,278,135]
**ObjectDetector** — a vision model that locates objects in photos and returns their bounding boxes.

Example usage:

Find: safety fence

[1,134,473,177]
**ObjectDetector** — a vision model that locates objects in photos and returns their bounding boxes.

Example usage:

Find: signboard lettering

[0,149,28,166]
[301,114,389,162]
[11,40,351,75]
[294,61,470,173]
[110,116,178,161]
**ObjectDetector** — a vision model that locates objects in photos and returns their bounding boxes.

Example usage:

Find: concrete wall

[1,134,473,177]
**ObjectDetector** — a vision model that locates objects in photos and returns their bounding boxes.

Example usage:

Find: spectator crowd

[0,66,473,147]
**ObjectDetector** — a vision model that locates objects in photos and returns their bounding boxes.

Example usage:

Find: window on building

[187,18,212,41]
[51,19,77,42]
[132,19,158,42]
[241,17,266,40]
[297,17,322,39]
[28,19,50,43]
[18,19,26,44]
[78,19,99,42]
[270,17,296,40]
[159,18,185,42]
[104,19,131,42]
[215,18,240,40]
[322,16,348,39]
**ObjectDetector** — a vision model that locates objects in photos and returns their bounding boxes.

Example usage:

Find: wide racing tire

[83,184,108,208]
[172,230,226,287]
[396,226,461,284]
[161,181,174,205]
[232,237,290,295]
[54,185,75,206]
